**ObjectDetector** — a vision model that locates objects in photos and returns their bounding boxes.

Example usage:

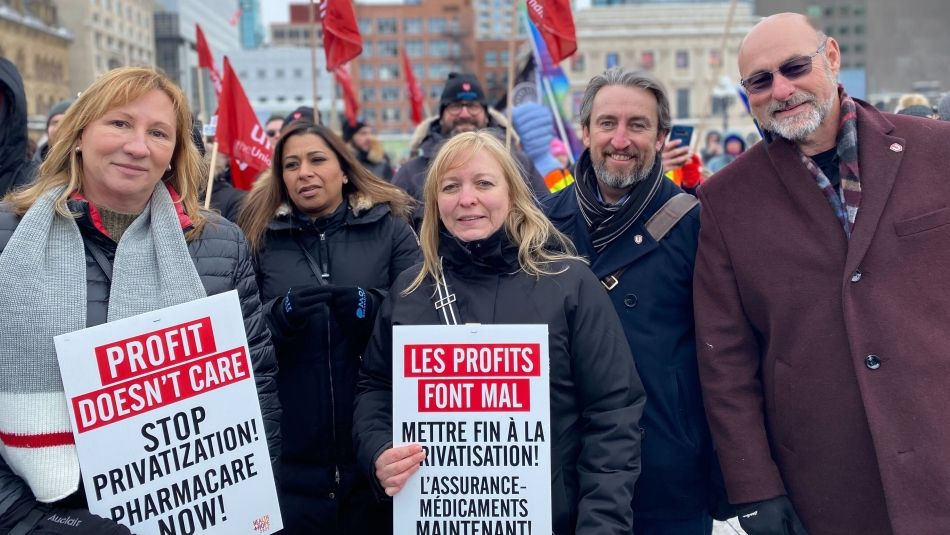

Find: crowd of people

[1,11,949,535]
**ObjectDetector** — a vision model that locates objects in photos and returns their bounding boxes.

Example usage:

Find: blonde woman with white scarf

[0,67,280,534]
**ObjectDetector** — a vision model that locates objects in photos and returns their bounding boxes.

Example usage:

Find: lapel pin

[634,234,644,244]
[889,143,903,152]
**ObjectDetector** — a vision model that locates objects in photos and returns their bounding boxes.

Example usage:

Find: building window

[363,42,374,58]
[359,65,374,79]
[429,63,450,80]
[606,52,619,69]
[676,88,689,119]
[360,87,376,101]
[378,40,399,57]
[381,87,400,101]
[382,107,401,122]
[484,50,496,67]
[256,69,266,79]
[429,40,450,57]
[293,68,303,78]
[379,64,400,80]
[412,63,425,79]
[377,18,397,34]
[708,49,721,67]
[363,109,377,122]
[404,17,422,34]
[428,17,446,33]
[406,40,424,58]
[675,50,689,69]
[275,68,285,79]
[640,51,654,70]
[500,51,509,65]
[571,53,585,72]
[358,18,372,35]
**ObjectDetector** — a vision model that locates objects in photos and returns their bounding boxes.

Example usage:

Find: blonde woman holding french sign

[353,130,646,535]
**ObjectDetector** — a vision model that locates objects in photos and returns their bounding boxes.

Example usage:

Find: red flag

[319,0,363,72]
[216,57,271,190]
[334,63,359,128]
[195,24,223,96]
[526,0,577,64]
[401,48,424,124]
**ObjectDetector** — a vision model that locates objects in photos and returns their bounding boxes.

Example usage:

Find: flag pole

[504,6,519,151]
[527,17,575,166]
[196,66,207,125]
[309,0,322,125]
[203,142,219,209]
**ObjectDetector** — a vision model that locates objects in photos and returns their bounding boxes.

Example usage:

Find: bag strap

[84,238,113,283]
[432,257,461,325]
[601,192,699,291]
[293,232,329,286]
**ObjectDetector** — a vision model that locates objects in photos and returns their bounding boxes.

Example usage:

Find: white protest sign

[393,324,551,535]
[54,290,282,535]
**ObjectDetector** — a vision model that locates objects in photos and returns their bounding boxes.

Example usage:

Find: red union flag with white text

[216,57,271,190]
[526,0,577,64]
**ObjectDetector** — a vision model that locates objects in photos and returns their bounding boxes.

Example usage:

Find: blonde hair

[404,131,579,295]
[896,93,930,112]
[239,122,413,253]
[5,67,207,237]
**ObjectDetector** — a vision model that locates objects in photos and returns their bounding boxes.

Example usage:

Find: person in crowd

[0,58,37,196]
[354,130,646,535]
[700,130,722,164]
[191,117,245,223]
[543,67,728,535]
[893,92,929,113]
[283,106,315,132]
[342,120,394,182]
[238,121,419,534]
[896,104,939,119]
[393,72,547,228]
[264,114,284,151]
[0,66,280,534]
[33,98,74,164]
[694,13,950,535]
[706,131,747,172]
[937,93,950,121]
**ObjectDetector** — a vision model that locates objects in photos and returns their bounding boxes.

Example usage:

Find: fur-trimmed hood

[273,190,381,221]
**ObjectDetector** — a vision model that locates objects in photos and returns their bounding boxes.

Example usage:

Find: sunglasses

[266,129,278,137]
[740,41,827,94]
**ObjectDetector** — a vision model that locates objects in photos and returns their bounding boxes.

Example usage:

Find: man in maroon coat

[694,13,950,535]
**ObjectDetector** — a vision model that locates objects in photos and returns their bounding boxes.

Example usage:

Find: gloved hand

[511,103,562,178]
[271,285,377,332]
[323,286,378,338]
[735,496,808,535]
[269,285,334,329]
[30,508,131,534]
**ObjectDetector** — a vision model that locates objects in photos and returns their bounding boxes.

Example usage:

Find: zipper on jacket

[326,311,340,492]
[319,232,330,280]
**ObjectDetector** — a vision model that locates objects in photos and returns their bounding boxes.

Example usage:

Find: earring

[343,176,349,184]
[75,147,81,153]
[166,164,172,172]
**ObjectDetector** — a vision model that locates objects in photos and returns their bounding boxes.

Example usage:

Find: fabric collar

[438,226,520,275]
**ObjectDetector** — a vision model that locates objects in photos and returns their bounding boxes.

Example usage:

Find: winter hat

[47,99,73,127]
[897,104,934,118]
[283,106,315,130]
[439,73,487,116]
[342,120,366,143]
[937,94,950,121]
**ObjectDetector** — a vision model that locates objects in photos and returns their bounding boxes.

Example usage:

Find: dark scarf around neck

[574,148,664,252]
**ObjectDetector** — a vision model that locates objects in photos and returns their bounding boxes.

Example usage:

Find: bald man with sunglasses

[694,13,950,535]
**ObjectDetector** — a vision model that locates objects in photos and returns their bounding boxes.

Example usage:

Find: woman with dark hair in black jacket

[239,122,419,534]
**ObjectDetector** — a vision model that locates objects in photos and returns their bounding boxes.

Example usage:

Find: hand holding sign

[375,444,426,497]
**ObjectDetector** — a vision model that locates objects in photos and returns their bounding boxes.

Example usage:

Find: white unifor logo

[741,510,759,518]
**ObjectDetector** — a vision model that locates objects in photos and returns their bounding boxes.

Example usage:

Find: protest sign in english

[54,290,281,535]
[393,325,551,535]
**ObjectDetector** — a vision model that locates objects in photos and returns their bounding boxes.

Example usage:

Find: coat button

[865,354,881,370]
[624,294,638,308]
[328,492,336,499]
[850,270,862,282]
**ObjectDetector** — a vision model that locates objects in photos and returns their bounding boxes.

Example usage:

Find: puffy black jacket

[0,58,37,196]
[251,194,419,530]
[0,198,281,530]
[353,231,645,535]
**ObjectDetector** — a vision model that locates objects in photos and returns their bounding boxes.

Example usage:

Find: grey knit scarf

[0,182,206,502]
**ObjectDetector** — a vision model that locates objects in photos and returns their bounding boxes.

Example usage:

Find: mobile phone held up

[668,125,694,149]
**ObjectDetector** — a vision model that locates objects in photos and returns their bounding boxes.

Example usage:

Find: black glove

[322,286,378,335]
[735,496,808,535]
[270,285,335,329]
[29,508,131,534]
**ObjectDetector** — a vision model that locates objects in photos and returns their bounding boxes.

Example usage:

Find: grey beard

[595,155,654,190]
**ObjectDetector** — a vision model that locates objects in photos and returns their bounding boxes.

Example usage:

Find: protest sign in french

[393,325,552,535]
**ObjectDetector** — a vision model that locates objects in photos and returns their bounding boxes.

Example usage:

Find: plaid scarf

[799,87,861,238]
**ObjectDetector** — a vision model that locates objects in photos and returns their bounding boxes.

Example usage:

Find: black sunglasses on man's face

[740,41,828,94]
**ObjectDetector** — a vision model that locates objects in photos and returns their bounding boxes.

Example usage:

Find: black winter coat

[0,198,281,528]
[353,231,645,535]
[545,159,727,520]
[0,58,37,196]
[251,196,419,523]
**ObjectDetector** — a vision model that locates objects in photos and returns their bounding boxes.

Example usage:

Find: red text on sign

[404,344,540,378]
[95,317,217,385]
[418,379,530,412]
